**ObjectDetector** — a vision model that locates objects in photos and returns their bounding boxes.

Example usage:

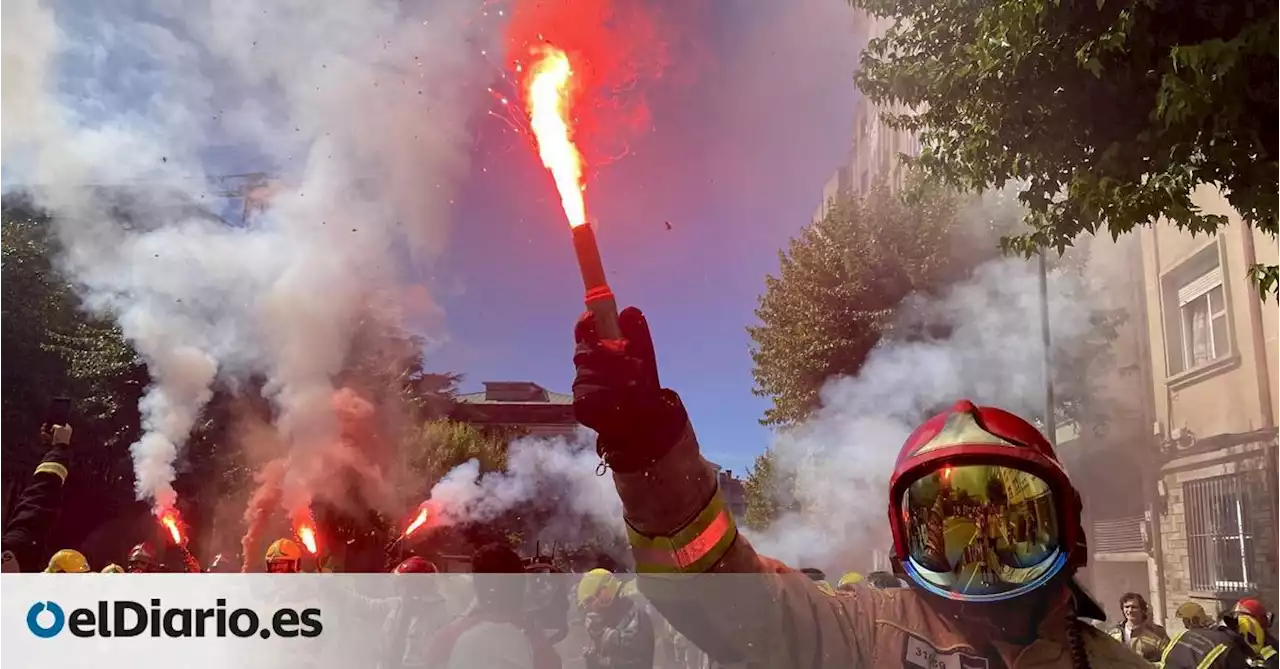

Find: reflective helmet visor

[900,464,1067,602]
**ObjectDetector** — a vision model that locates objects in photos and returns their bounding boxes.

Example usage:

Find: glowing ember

[403,504,430,537]
[526,46,587,228]
[159,509,184,545]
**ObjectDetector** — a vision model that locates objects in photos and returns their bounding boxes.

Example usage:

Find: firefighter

[1,423,74,573]
[570,307,1151,669]
[837,572,864,592]
[44,548,90,573]
[800,567,837,596]
[1229,598,1277,667]
[265,538,303,573]
[579,568,656,669]
[101,563,125,573]
[1157,617,1254,669]
[1223,600,1277,669]
[1175,602,1213,630]
[126,542,159,573]
[1108,593,1169,661]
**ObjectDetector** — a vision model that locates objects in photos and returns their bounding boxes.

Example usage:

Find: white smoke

[1,0,496,512]
[746,257,1102,574]
[429,429,624,541]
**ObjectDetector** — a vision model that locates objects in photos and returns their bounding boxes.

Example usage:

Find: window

[1185,472,1265,592]
[1164,241,1233,376]
[1178,268,1229,369]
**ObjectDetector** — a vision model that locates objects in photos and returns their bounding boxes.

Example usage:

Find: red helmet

[1233,597,1274,628]
[887,400,1087,579]
[392,556,439,574]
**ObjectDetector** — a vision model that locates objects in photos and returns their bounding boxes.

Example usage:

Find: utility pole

[1039,249,1057,447]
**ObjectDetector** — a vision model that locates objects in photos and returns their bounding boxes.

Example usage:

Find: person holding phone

[1,397,75,573]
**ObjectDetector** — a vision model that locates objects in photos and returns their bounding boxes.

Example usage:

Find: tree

[2,198,150,556]
[742,449,798,532]
[748,180,1008,426]
[852,0,1279,297]
[403,419,517,492]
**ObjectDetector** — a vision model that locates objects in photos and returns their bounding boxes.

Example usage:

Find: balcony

[1092,515,1149,560]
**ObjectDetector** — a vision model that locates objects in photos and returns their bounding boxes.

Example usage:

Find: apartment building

[1139,187,1279,624]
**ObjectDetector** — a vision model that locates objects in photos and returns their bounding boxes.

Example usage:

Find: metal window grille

[1185,472,1264,592]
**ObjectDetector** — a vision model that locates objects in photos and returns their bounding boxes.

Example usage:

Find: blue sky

[432,1,861,474]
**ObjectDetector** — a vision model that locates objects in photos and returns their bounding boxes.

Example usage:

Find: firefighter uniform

[610,423,1151,668]
[570,309,1151,669]
[1108,621,1170,662]
[1,426,73,572]
[1157,627,1253,669]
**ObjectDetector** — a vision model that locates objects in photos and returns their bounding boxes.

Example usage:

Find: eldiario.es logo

[27,599,322,639]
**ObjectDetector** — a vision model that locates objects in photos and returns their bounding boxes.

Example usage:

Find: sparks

[526,46,587,228]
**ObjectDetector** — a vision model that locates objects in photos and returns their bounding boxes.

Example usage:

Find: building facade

[1139,187,1279,625]
[451,381,578,439]
[833,17,1165,618]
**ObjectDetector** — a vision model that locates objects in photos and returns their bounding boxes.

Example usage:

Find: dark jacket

[2,441,71,572]
[1159,627,1254,669]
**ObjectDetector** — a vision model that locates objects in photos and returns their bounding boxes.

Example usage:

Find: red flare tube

[571,223,621,340]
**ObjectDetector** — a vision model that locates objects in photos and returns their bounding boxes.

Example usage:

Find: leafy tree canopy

[748,179,1009,426]
[852,0,1279,297]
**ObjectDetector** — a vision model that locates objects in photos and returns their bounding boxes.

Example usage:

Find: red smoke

[505,0,681,171]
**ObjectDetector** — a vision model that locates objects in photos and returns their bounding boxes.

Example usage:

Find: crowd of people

[3,305,1278,669]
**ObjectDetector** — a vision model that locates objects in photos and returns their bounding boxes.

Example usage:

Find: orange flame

[159,509,185,545]
[403,503,430,538]
[292,507,319,555]
[526,46,587,228]
[297,525,318,555]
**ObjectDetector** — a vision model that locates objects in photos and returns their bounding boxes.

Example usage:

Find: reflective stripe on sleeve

[34,462,68,483]
[627,490,737,574]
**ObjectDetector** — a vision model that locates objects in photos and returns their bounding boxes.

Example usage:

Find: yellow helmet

[1228,613,1268,656]
[1175,602,1210,628]
[838,572,864,590]
[45,549,90,573]
[101,563,125,574]
[577,568,622,610]
[265,538,302,573]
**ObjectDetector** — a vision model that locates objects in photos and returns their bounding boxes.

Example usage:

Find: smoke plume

[2,0,497,513]
[429,429,624,544]
[746,256,1108,575]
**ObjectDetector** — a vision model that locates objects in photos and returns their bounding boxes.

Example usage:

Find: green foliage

[2,201,147,459]
[404,419,520,489]
[742,449,798,532]
[748,179,1012,426]
[852,0,1279,297]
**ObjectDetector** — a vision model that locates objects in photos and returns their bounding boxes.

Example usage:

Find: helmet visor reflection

[900,464,1066,601]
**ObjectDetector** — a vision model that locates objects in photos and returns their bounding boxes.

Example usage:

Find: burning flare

[292,507,319,555]
[297,525,318,555]
[526,46,587,228]
[403,502,431,538]
[159,508,185,546]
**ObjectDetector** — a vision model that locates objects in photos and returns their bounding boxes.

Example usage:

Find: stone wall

[1157,438,1279,627]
